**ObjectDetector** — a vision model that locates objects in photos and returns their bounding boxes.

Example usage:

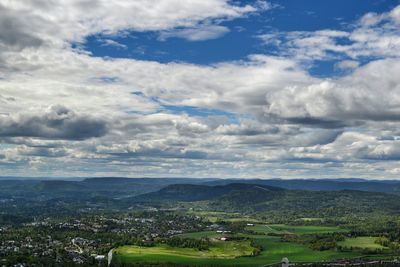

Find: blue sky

[85,0,398,77]
[1,1,400,178]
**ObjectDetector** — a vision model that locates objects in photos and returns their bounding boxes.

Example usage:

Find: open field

[113,236,362,266]
[114,240,254,259]
[113,225,364,266]
[246,224,348,235]
[338,237,388,250]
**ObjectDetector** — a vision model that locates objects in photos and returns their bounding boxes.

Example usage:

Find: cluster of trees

[162,237,210,250]
[250,240,263,256]
[375,235,400,251]
[282,233,345,251]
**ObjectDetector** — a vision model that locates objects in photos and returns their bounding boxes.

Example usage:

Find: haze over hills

[2,177,400,199]
[3,177,400,217]
[202,178,400,194]
[0,177,212,200]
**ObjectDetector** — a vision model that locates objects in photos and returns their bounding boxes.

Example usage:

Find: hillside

[3,178,400,217]
[132,183,285,202]
[131,183,400,217]
[212,189,400,216]
[0,178,209,201]
[203,179,400,194]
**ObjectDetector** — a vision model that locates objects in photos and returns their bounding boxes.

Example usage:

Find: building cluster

[0,212,207,266]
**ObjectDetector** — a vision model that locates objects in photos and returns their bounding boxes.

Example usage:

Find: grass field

[113,225,364,266]
[113,236,361,266]
[246,224,348,235]
[114,240,254,259]
[338,237,388,250]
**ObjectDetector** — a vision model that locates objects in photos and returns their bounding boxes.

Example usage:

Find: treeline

[162,237,210,250]
[282,233,345,251]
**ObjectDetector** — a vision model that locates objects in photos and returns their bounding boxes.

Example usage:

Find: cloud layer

[0,1,400,178]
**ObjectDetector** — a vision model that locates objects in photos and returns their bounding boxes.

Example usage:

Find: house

[95,255,106,261]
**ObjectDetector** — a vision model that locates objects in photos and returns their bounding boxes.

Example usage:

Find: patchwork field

[246,224,348,235]
[113,224,365,266]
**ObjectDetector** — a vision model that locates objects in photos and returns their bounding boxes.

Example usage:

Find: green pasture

[338,237,388,250]
[246,224,348,235]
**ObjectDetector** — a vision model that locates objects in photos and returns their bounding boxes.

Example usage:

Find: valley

[1,178,400,266]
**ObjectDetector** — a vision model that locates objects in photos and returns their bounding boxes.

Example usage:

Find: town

[0,210,207,266]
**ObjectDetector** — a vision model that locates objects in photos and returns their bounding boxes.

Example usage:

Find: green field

[114,240,254,259]
[246,224,348,235]
[113,225,364,266]
[188,210,261,223]
[338,237,388,250]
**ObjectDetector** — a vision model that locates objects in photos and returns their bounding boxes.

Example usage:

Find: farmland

[113,224,365,266]
[246,224,348,235]
[338,237,388,250]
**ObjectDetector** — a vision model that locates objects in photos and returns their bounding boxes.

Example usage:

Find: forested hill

[202,179,400,194]
[2,177,400,196]
[211,188,400,215]
[131,183,400,216]
[132,183,285,202]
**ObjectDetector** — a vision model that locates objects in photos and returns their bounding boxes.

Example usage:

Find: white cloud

[258,7,400,61]
[0,0,258,45]
[335,60,360,70]
[158,25,230,41]
[0,2,399,178]
[99,39,127,49]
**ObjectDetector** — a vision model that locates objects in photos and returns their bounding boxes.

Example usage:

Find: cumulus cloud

[0,0,258,44]
[0,4,44,50]
[0,2,399,178]
[335,60,360,71]
[258,8,400,61]
[261,58,400,129]
[0,105,108,140]
[216,122,280,136]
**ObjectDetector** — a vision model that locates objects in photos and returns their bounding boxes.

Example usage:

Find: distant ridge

[202,178,400,194]
[132,183,285,202]
[126,182,400,215]
[2,178,400,201]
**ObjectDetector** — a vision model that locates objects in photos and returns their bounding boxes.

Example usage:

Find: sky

[0,0,400,179]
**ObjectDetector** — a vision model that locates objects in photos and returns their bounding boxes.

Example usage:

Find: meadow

[246,224,348,235]
[114,240,254,259]
[338,237,388,250]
